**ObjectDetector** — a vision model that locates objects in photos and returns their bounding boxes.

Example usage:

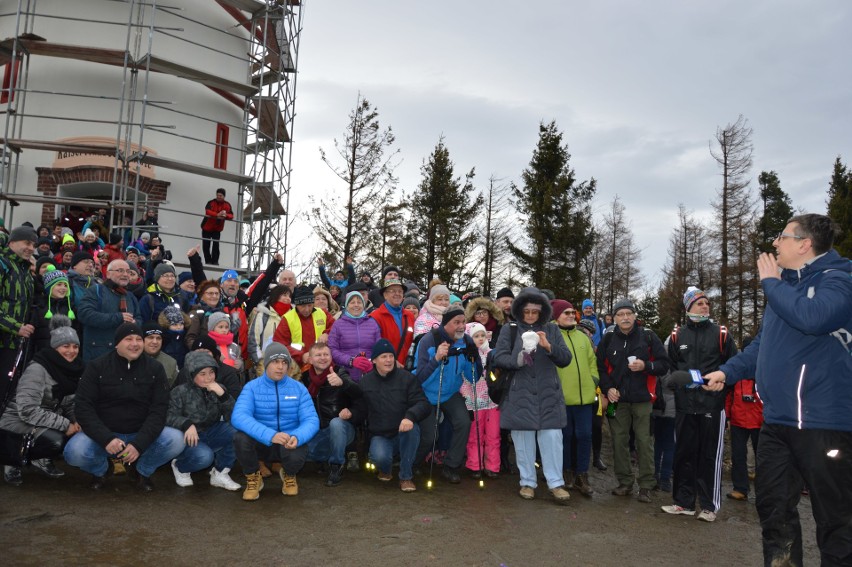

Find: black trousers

[756,423,852,567]
[672,411,726,513]
[233,431,307,476]
[730,425,760,495]
[416,393,471,470]
[0,348,21,406]
[1,428,65,466]
[201,230,221,264]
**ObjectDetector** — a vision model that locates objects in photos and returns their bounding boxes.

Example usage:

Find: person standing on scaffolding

[201,188,233,266]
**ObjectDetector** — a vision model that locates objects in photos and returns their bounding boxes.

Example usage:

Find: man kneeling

[167,351,240,491]
[64,323,184,491]
[302,342,365,487]
[359,339,431,492]
[231,343,319,501]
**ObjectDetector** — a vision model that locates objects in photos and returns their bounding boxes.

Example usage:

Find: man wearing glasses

[77,259,142,362]
[704,214,852,566]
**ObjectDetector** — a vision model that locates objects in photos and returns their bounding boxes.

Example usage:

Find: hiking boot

[484,469,500,479]
[519,486,535,500]
[697,509,717,522]
[4,465,23,486]
[637,488,652,503]
[564,470,575,488]
[593,456,608,471]
[573,473,594,497]
[89,460,114,490]
[136,474,155,493]
[611,484,633,496]
[258,461,272,478]
[171,459,193,487]
[551,485,571,504]
[326,464,344,487]
[727,490,747,501]
[243,471,264,501]
[377,470,392,482]
[280,470,298,496]
[210,468,241,491]
[661,504,695,516]
[30,458,64,478]
[400,479,417,492]
[346,451,360,472]
[468,468,482,479]
[441,466,461,484]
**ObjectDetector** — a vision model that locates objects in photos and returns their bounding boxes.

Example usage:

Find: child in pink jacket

[460,322,501,478]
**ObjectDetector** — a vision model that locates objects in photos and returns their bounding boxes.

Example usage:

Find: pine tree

[827,156,852,257]
[756,170,794,253]
[509,121,596,299]
[307,94,399,271]
[406,138,483,288]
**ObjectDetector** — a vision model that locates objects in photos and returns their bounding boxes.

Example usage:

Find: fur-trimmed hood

[511,287,552,325]
[464,296,505,325]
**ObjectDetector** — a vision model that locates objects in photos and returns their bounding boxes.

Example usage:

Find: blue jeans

[64,427,185,478]
[654,416,676,483]
[368,424,420,481]
[562,404,594,474]
[512,429,564,490]
[307,418,356,465]
[174,421,236,473]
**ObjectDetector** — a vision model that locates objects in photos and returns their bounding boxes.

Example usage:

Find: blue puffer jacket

[231,374,319,446]
[720,249,852,431]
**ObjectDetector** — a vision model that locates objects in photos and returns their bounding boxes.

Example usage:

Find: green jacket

[556,327,599,406]
[0,247,34,350]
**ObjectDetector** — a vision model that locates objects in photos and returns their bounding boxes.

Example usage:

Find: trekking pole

[470,355,485,490]
[426,358,447,490]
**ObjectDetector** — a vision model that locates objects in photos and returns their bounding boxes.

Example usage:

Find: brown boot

[243,471,264,501]
[573,472,594,497]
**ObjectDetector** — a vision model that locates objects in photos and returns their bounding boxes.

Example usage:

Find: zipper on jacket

[566,333,584,405]
[276,380,281,431]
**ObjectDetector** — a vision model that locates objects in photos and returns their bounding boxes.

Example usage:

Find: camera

[741,394,756,403]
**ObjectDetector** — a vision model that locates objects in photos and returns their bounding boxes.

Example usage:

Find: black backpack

[486,322,518,404]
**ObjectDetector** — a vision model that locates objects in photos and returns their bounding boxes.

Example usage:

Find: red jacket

[725,379,764,429]
[272,307,334,366]
[201,199,234,233]
[370,303,415,366]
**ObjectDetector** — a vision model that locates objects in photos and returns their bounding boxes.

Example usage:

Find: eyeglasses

[776,232,804,241]
[108,268,131,274]
[522,309,541,315]
[563,310,576,315]
[159,273,176,278]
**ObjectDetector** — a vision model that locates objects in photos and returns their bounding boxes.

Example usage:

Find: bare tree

[589,195,644,313]
[710,114,754,325]
[479,175,513,296]
[307,93,400,271]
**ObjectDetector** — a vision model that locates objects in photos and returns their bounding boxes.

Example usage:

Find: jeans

[173,421,236,473]
[512,429,564,490]
[64,427,185,478]
[307,418,356,465]
[654,416,676,483]
[608,401,655,489]
[562,404,594,474]
[730,425,759,495]
[368,424,420,481]
[416,393,471,469]
[233,430,307,476]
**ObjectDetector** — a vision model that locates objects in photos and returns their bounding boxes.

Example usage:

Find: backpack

[486,322,518,404]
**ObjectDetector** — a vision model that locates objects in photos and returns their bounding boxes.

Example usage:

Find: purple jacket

[327,314,382,382]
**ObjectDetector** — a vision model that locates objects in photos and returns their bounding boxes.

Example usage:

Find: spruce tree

[509,121,596,299]
[827,156,852,257]
[756,170,794,253]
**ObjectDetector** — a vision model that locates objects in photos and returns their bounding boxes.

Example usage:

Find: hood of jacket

[511,287,552,327]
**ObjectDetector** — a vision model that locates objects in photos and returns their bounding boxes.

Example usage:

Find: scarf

[104,279,128,312]
[423,299,448,317]
[307,366,331,397]
[483,316,498,333]
[687,313,710,323]
[34,348,85,400]
[208,331,236,367]
[272,301,290,316]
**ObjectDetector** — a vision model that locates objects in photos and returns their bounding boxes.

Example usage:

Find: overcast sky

[287,0,852,289]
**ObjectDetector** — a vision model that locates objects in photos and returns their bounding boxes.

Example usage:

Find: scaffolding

[0,0,302,273]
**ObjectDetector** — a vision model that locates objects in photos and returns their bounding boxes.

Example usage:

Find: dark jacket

[597,323,670,404]
[300,365,365,429]
[358,366,430,438]
[73,351,170,453]
[0,247,34,350]
[666,319,737,414]
[167,379,235,433]
[719,249,852,431]
[492,287,572,431]
[173,361,242,400]
[77,282,142,362]
[139,283,188,322]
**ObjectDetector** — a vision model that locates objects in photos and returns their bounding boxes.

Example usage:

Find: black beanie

[191,334,220,358]
[9,226,38,243]
[114,322,143,344]
[71,251,93,268]
[371,338,395,360]
[496,287,515,300]
[441,305,465,326]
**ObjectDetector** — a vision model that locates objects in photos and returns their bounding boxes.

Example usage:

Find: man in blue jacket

[414,305,477,484]
[231,343,319,501]
[705,214,852,567]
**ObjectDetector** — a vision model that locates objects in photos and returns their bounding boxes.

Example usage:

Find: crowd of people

[0,208,849,566]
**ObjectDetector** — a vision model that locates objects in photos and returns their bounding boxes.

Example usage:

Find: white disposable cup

[628,356,637,363]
